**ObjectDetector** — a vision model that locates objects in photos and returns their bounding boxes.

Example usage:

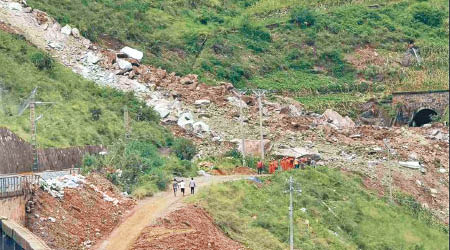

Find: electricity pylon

[18,87,55,172]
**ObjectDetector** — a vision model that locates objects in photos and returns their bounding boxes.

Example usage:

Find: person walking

[179,179,186,196]
[294,158,300,169]
[172,178,178,196]
[257,160,263,175]
[189,178,196,195]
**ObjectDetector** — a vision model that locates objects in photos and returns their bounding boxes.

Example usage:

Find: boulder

[232,139,272,157]
[226,96,247,108]
[86,52,100,64]
[120,46,143,61]
[193,121,210,134]
[194,99,211,106]
[61,25,72,35]
[8,2,22,11]
[71,28,80,38]
[177,112,194,129]
[318,109,355,129]
[280,105,302,117]
[117,59,132,70]
[154,106,170,118]
[274,147,321,161]
[23,7,32,13]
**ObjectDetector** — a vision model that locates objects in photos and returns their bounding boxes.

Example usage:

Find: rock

[48,41,63,50]
[422,123,432,128]
[439,168,446,173]
[177,112,194,129]
[274,147,321,161]
[61,25,72,35]
[48,217,56,223]
[430,188,438,194]
[86,52,100,64]
[71,28,80,38]
[194,99,211,106]
[8,2,22,11]
[318,109,355,129]
[197,170,211,177]
[398,161,421,169]
[23,7,32,13]
[120,46,143,61]
[416,180,422,186]
[408,152,418,161]
[117,59,132,70]
[280,105,302,117]
[193,121,210,134]
[154,106,170,118]
[232,139,272,157]
[226,96,247,108]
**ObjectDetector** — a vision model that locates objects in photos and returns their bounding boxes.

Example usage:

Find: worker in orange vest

[257,160,264,175]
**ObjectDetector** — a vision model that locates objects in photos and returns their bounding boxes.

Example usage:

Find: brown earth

[25,174,135,250]
[131,204,243,250]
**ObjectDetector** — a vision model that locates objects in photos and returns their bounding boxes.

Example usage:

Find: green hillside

[28,0,449,113]
[0,29,169,148]
[193,168,449,250]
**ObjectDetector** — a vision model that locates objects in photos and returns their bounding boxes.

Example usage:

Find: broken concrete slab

[398,161,421,169]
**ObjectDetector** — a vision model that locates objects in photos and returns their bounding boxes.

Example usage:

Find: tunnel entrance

[410,108,437,127]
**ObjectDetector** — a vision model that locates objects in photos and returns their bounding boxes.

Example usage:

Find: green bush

[239,18,271,42]
[30,52,54,70]
[412,3,445,27]
[172,137,197,160]
[290,7,317,28]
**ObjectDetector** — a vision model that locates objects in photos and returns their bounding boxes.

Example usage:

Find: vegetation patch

[192,168,449,250]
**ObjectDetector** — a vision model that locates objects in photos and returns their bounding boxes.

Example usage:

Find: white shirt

[179,181,185,189]
[189,180,196,188]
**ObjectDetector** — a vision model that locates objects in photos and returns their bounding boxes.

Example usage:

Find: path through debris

[95,175,254,250]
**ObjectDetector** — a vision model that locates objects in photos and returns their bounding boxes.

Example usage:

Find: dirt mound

[131,204,243,250]
[26,174,135,250]
[232,167,256,175]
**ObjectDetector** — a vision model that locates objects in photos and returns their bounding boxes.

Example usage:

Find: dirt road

[95,175,254,250]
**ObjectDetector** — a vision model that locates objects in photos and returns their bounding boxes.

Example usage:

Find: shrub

[412,3,445,27]
[290,7,317,28]
[239,18,271,42]
[30,52,54,70]
[172,138,197,160]
[224,149,242,159]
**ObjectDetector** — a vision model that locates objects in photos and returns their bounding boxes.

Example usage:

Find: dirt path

[95,175,254,250]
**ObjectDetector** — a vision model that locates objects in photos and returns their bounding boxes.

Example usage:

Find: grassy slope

[0,30,169,148]
[192,168,449,250]
[28,0,449,115]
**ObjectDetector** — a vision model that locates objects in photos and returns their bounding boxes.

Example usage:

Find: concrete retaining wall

[0,217,50,250]
[0,196,28,225]
[0,127,105,174]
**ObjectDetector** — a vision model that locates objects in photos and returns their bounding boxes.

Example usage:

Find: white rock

[177,112,194,129]
[23,7,32,13]
[86,52,100,64]
[120,46,143,61]
[193,121,210,133]
[71,28,80,38]
[8,2,22,11]
[430,188,438,194]
[61,25,72,35]
[117,59,132,70]
[48,217,56,223]
[48,41,63,50]
[439,168,446,173]
[398,161,421,169]
[154,106,170,118]
[408,152,418,161]
[194,99,211,106]
[226,96,247,108]
[416,180,422,186]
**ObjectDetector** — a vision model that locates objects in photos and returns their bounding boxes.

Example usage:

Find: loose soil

[131,204,243,250]
[26,174,135,250]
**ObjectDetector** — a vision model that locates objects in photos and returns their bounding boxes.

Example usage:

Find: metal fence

[0,175,40,198]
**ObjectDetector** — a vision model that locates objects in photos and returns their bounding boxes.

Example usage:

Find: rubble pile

[27,173,135,250]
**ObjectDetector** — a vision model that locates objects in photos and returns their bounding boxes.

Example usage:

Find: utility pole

[285,176,301,250]
[18,87,55,172]
[289,176,294,250]
[383,139,394,204]
[252,89,267,161]
[124,105,130,140]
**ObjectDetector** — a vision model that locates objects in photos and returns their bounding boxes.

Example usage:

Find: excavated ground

[131,204,243,250]
[26,174,135,250]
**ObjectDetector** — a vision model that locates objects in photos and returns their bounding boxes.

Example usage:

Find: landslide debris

[26,173,135,250]
[131,204,243,250]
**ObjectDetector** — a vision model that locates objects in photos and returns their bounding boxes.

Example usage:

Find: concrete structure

[392,90,449,126]
[1,217,50,250]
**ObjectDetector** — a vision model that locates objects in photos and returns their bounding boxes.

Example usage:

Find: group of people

[257,157,316,174]
[172,178,196,197]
